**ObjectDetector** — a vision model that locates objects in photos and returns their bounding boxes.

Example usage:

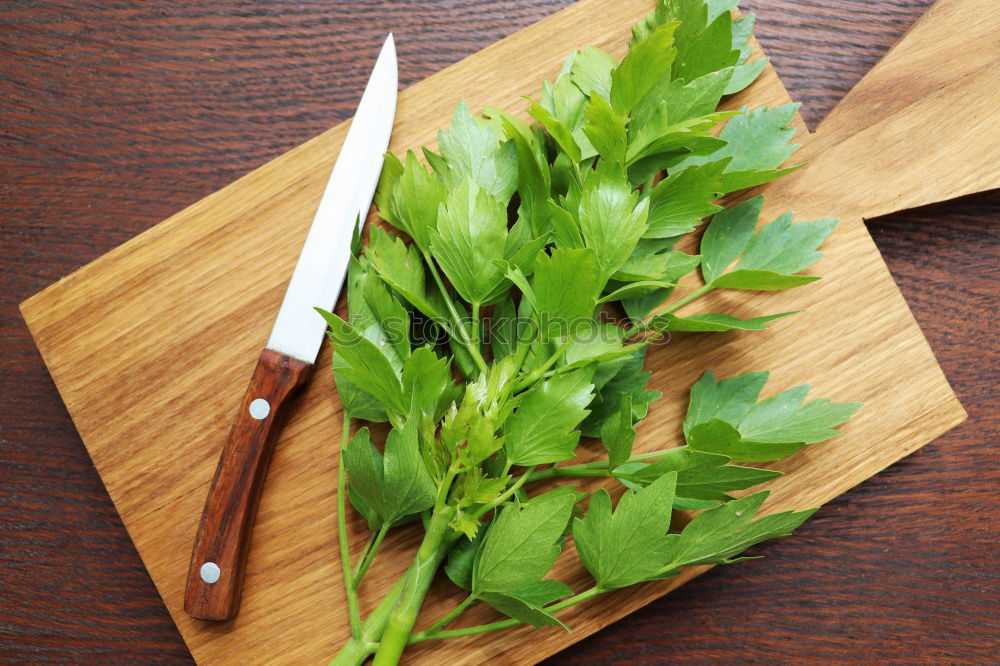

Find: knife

[183,34,398,622]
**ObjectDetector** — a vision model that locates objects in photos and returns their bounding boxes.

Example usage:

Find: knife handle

[184,348,312,621]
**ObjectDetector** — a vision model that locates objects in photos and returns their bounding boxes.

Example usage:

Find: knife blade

[184,34,398,622]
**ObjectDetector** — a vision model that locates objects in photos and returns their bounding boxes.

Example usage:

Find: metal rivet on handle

[248,398,270,420]
[200,561,221,584]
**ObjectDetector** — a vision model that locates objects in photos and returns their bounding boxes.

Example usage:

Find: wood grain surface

[1,1,997,664]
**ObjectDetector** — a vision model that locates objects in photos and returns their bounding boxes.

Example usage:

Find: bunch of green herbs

[320,1,861,663]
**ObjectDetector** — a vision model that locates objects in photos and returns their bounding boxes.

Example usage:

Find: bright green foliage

[318,308,405,416]
[574,472,678,589]
[613,447,780,509]
[531,249,599,336]
[430,178,510,305]
[342,423,436,527]
[473,491,575,593]
[660,491,817,573]
[325,1,860,660]
[504,369,595,465]
[645,310,797,333]
[699,195,837,290]
[683,370,862,461]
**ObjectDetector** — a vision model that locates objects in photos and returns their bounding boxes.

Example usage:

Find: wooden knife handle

[184,348,312,621]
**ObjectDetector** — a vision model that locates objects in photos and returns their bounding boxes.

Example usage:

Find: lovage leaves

[472,491,577,628]
[573,472,677,589]
[700,196,837,290]
[430,178,510,305]
[660,491,817,574]
[683,370,862,462]
[504,369,595,466]
[342,423,436,527]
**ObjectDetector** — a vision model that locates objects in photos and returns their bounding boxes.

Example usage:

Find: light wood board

[20,0,998,663]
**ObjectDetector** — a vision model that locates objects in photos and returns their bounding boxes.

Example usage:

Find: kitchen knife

[184,34,398,622]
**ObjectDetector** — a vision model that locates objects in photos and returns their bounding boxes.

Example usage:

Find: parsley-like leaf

[573,472,677,589]
[660,491,816,573]
[504,369,595,465]
[342,423,436,527]
[430,178,510,305]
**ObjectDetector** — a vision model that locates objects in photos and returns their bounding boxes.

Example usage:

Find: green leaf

[445,524,486,590]
[644,161,727,239]
[687,418,804,462]
[490,296,520,361]
[600,395,635,469]
[376,150,446,251]
[402,346,457,422]
[563,320,625,366]
[578,163,649,287]
[504,369,595,466]
[712,269,821,290]
[661,491,817,572]
[437,100,518,201]
[318,308,406,415]
[527,99,582,163]
[479,585,572,629]
[473,491,577,593]
[700,195,762,285]
[615,447,781,507]
[673,10,740,83]
[488,109,552,237]
[646,311,798,333]
[342,423,436,526]
[615,248,700,283]
[548,199,584,250]
[581,349,660,437]
[735,213,838,276]
[725,58,768,95]
[661,70,734,123]
[582,95,627,163]
[573,472,677,589]
[332,354,388,422]
[683,370,769,437]
[718,163,800,193]
[738,384,863,445]
[599,280,675,304]
[430,178,509,305]
[675,103,801,177]
[570,46,617,101]
[366,227,446,322]
[611,22,678,115]
[361,269,410,367]
[532,248,599,337]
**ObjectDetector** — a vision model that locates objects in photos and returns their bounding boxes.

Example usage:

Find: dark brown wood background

[1,0,997,662]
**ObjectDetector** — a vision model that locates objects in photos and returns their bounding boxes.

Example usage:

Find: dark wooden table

[2,0,997,662]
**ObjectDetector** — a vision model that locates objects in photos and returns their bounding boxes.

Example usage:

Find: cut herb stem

[337,416,362,638]
[353,522,390,587]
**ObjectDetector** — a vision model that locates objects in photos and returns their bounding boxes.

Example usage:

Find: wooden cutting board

[19,0,998,663]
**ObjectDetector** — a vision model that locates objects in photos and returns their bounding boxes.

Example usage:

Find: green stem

[423,251,489,375]
[422,593,477,635]
[353,522,390,587]
[623,284,715,337]
[471,301,481,356]
[371,509,454,665]
[512,339,571,393]
[329,576,408,666]
[409,586,602,643]
[337,416,362,638]
[474,465,536,519]
[527,449,679,482]
[662,283,713,314]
